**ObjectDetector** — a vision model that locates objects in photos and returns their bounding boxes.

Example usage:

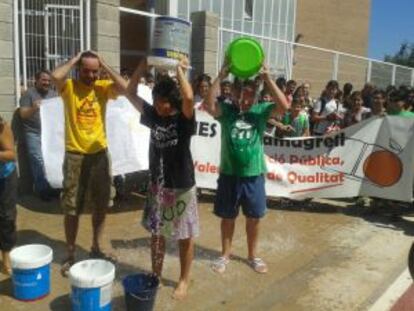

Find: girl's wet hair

[152,76,182,110]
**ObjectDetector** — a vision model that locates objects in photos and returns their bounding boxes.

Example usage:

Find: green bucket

[226,37,265,79]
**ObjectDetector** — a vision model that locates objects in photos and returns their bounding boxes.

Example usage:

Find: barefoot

[172,280,189,300]
[1,263,12,275]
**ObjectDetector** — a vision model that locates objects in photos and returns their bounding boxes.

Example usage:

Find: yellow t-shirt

[60,79,116,154]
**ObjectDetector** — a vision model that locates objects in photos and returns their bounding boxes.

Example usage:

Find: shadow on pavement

[0,277,13,298]
[111,295,127,311]
[16,229,89,265]
[49,294,71,311]
[18,195,62,214]
[266,197,414,236]
[111,236,245,266]
[17,193,146,215]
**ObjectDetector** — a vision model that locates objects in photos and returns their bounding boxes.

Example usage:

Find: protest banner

[41,97,414,201]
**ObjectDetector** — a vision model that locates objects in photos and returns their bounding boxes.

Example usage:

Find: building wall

[0,0,16,122]
[91,0,121,70]
[293,0,371,94]
[191,11,219,78]
[176,0,296,77]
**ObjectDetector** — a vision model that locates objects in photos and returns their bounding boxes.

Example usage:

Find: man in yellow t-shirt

[51,51,128,276]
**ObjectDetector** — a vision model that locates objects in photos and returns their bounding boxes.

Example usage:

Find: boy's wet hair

[233,78,257,92]
[260,88,271,98]
[152,76,181,110]
[242,79,257,90]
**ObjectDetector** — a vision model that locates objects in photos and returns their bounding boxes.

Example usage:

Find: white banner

[192,111,414,202]
[41,97,414,201]
[40,85,153,188]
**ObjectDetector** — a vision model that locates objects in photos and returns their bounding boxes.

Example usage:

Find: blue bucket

[10,244,53,301]
[69,259,115,311]
[122,274,159,311]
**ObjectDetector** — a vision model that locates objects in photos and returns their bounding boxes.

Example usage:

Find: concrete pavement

[0,194,413,311]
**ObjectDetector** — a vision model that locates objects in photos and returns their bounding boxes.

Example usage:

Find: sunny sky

[369,0,414,60]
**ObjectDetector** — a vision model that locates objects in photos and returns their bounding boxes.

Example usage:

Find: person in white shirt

[312,80,347,135]
[343,91,371,127]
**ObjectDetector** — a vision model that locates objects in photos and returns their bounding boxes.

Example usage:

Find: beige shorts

[61,150,115,215]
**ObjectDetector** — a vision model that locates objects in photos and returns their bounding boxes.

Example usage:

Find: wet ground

[1,192,413,311]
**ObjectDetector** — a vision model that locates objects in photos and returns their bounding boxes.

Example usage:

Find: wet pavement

[1,193,413,311]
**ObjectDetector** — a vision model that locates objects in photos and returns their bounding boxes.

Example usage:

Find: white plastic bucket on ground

[148,16,191,69]
[10,244,53,301]
[69,259,115,311]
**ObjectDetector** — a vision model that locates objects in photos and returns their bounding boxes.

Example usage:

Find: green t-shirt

[282,112,309,137]
[216,101,275,177]
[388,110,414,117]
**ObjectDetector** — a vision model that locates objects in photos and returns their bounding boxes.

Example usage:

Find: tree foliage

[384,42,414,68]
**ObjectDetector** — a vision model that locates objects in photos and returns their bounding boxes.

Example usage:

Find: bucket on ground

[69,259,115,311]
[122,273,159,311]
[10,244,53,301]
[226,37,265,79]
[148,16,191,69]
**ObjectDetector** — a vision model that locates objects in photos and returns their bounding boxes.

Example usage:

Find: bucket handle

[128,291,154,301]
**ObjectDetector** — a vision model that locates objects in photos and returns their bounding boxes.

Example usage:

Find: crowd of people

[190,72,414,138]
[0,50,413,301]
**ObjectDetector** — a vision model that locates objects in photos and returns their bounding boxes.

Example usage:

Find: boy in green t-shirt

[205,63,289,274]
[387,89,414,117]
[282,97,310,137]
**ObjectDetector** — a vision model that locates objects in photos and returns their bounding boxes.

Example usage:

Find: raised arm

[51,52,81,92]
[125,59,147,114]
[261,65,289,116]
[92,51,128,95]
[176,57,194,119]
[205,63,229,118]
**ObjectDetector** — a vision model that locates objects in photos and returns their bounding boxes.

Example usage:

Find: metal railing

[219,27,414,92]
[14,0,91,102]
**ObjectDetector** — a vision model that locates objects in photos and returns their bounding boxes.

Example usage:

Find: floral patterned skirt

[142,184,199,240]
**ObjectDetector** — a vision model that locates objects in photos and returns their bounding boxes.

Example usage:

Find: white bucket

[10,244,53,270]
[148,16,191,70]
[69,259,115,311]
[10,244,53,301]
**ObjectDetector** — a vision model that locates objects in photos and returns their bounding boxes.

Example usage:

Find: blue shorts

[214,174,267,219]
